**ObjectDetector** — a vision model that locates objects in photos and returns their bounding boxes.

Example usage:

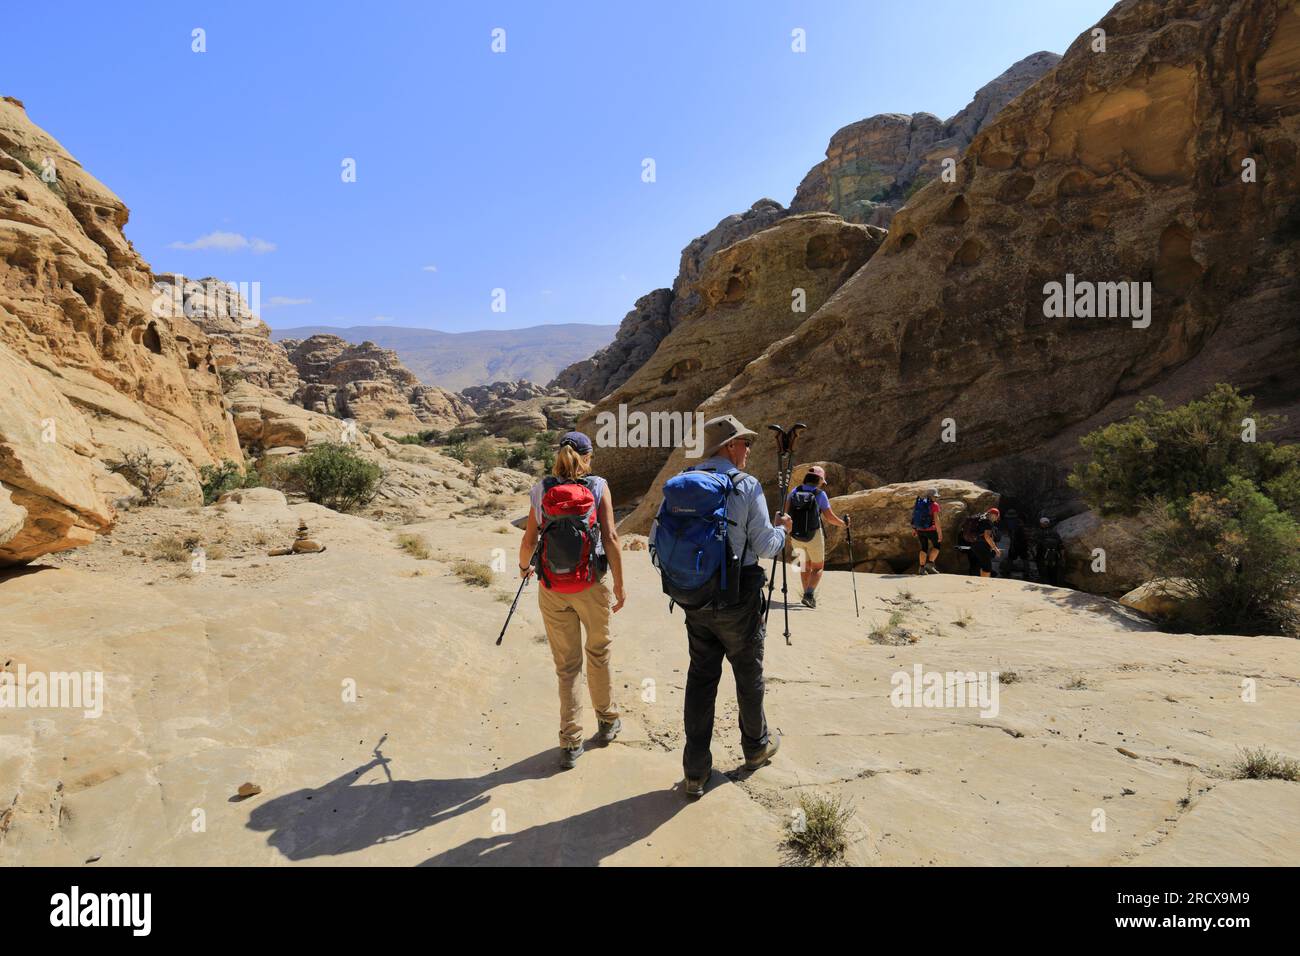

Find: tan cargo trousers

[538,580,620,747]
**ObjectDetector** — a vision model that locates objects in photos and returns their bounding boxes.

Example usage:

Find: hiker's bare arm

[598,491,626,612]
[520,510,539,578]
[821,506,847,528]
[984,530,1000,553]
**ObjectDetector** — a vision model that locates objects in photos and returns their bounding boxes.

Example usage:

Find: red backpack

[535,477,601,593]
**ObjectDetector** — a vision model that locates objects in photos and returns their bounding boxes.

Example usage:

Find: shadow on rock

[246,747,558,861]
[419,784,692,866]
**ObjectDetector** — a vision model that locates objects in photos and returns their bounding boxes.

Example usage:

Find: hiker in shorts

[972,507,1001,578]
[651,415,789,799]
[519,431,626,769]
[910,488,943,575]
[785,465,849,608]
[1033,516,1065,586]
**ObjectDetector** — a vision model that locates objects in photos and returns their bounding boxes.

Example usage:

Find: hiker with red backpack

[785,465,849,608]
[650,415,790,799]
[518,431,626,770]
[909,488,943,575]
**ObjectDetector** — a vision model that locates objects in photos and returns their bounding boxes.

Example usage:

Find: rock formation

[282,334,474,430]
[630,0,1300,549]
[790,52,1061,227]
[157,274,302,399]
[578,214,886,502]
[0,97,241,564]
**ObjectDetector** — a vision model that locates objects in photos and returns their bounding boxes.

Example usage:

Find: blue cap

[559,431,593,454]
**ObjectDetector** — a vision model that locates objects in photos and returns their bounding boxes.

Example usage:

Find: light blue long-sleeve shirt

[655,456,786,565]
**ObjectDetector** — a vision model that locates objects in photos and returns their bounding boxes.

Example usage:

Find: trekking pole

[497,542,541,646]
[762,423,805,644]
[845,517,859,618]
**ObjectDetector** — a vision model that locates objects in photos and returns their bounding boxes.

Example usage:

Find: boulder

[1058,510,1150,596]
[821,479,999,573]
[1120,578,1199,620]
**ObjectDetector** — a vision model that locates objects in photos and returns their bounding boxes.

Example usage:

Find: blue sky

[3,0,1115,333]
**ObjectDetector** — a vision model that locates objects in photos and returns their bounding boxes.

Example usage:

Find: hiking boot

[683,775,708,799]
[743,735,781,771]
[799,592,812,608]
[559,743,584,770]
[595,718,621,744]
[925,564,940,575]
[803,592,817,608]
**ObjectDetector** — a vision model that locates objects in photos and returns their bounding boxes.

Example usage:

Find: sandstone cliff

[579,213,886,502]
[0,97,241,564]
[629,0,1300,530]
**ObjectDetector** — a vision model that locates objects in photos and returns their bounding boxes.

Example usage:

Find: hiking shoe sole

[743,735,781,771]
[683,775,708,799]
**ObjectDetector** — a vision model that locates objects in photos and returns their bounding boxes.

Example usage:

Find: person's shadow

[246,741,560,861]
[418,784,692,866]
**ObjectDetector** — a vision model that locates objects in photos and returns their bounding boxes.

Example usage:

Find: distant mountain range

[269,323,617,391]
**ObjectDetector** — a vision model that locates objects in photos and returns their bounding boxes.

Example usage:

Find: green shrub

[505,425,536,444]
[280,442,382,513]
[109,448,181,505]
[1145,477,1300,636]
[466,439,503,484]
[199,459,261,505]
[1069,384,1300,518]
[505,445,531,471]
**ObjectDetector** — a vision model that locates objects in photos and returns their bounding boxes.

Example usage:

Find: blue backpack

[910,496,934,529]
[650,467,743,610]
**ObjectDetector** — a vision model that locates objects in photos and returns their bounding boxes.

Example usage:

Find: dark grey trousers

[681,575,770,779]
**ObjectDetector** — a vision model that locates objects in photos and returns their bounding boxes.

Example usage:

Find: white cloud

[371,315,394,323]
[421,265,438,273]
[266,296,311,307]
[169,231,277,254]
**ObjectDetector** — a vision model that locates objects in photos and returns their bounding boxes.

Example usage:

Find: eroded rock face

[790,52,1061,227]
[654,0,1300,529]
[283,334,474,431]
[0,98,241,563]
[581,214,885,502]
[159,274,302,400]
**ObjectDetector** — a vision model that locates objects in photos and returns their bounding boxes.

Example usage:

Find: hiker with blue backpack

[785,465,850,608]
[518,431,626,770]
[650,415,790,799]
[910,488,943,574]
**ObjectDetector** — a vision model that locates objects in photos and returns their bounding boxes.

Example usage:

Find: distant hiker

[971,507,1002,578]
[1033,516,1065,586]
[785,465,849,608]
[650,414,789,799]
[519,431,626,769]
[1001,508,1030,578]
[910,487,943,575]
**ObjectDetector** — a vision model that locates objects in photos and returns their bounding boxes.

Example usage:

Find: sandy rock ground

[1,498,1297,866]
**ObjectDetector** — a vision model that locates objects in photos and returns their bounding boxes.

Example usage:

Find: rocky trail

[3,496,1296,866]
